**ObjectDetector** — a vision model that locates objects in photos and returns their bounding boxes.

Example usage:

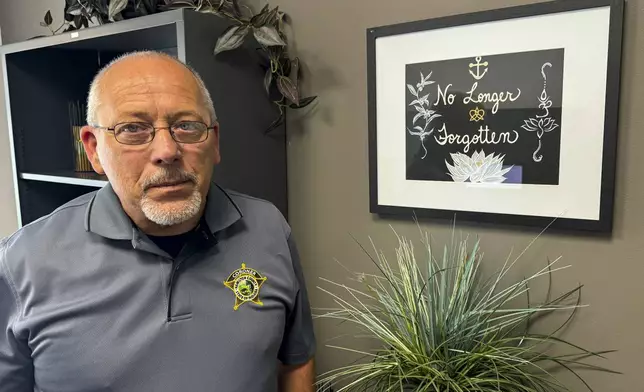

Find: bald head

[86,51,217,126]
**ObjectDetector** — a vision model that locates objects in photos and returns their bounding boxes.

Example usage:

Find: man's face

[81,56,220,228]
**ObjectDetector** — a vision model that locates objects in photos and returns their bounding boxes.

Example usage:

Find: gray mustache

[142,169,198,190]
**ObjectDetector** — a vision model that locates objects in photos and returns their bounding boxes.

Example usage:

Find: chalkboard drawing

[469,107,485,122]
[406,49,562,185]
[445,150,514,183]
[407,71,441,159]
[521,62,560,162]
[468,56,489,80]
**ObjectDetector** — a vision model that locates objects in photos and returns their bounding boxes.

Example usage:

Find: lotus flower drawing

[446,150,514,183]
[521,117,559,138]
[521,62,560,162]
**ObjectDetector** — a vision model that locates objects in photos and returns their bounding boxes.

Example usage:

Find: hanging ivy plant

[41,0,317,133]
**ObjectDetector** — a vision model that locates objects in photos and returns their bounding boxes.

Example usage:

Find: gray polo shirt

[0,183,315,392]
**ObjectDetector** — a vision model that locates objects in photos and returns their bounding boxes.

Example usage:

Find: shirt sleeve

[277,234,316,365]
[0,241,34,391]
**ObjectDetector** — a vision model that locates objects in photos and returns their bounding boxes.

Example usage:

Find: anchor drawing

[468,56,489,80]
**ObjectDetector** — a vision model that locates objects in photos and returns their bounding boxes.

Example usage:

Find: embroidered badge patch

[224,263,267,310]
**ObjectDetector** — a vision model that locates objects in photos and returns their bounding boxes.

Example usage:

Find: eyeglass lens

[113,121,209,145]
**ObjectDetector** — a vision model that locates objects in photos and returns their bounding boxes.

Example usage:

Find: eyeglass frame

[92,121,217,145]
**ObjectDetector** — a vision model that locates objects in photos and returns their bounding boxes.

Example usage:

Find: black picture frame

[367,0,624,233]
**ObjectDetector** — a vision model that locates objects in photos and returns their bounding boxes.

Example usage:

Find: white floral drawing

[445,150,514,183]
[521,62,559,162]
[407,71,441,159]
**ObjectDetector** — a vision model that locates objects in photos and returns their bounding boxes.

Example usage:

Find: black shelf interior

[18,180,95,225]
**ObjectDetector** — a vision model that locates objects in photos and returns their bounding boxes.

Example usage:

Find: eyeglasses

[97,121,215,145]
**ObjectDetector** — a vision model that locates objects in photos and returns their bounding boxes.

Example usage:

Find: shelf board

[20,171,108,188]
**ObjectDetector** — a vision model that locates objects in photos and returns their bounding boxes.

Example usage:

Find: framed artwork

[367,0,624,232]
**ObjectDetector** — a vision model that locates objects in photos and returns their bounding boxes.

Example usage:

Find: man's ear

[80,126,105,174]
[211,122,221,165]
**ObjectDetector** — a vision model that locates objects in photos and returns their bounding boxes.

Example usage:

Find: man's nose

[149,127,181,165]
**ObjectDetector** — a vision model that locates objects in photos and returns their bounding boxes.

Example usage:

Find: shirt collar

[84,182,243,240]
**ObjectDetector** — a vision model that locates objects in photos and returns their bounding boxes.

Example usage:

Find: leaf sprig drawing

[407,71,441,159]
[40,0,316,134]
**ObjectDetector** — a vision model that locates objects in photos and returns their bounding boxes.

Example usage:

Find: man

[0,51,315,391]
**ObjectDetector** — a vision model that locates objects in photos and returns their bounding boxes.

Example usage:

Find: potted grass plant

[316,227,618,391]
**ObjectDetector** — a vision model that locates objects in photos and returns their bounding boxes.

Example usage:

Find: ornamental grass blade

[316,226,618,392]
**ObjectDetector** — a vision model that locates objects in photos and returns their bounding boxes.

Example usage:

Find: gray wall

[1,0,643,390]
[0,0,64,44]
